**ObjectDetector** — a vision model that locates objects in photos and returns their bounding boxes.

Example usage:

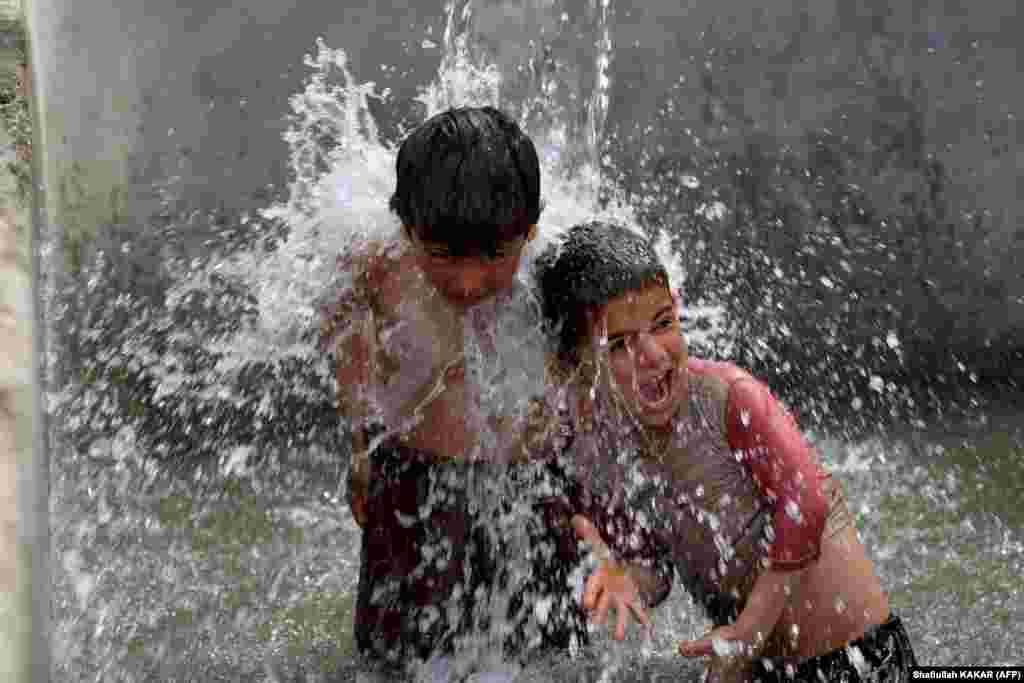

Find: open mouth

[637,370,673,410]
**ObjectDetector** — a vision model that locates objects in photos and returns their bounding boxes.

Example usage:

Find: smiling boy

[537,220,917,682]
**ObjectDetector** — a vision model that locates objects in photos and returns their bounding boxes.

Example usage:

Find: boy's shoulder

[336,236,410,297]
[687,357,755,402]
[319,237,410,347]
[686,359,784,437]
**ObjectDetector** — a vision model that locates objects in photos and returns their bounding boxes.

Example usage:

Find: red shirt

[688,358,830,570]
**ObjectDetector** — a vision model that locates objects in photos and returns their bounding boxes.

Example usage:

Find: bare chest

[367,263,548,460]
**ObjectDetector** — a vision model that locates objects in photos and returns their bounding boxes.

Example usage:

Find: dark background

[31,0,1024,451]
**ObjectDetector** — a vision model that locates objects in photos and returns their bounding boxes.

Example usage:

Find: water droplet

[886,331,900,349]
[868,375,884,393]
[785,500,803,524]
[711,638,744,656]
[819,276,835,289]
[534,596,552,624]
[851,397,863,411]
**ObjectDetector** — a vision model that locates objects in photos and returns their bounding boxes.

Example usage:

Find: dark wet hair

[389,106,542,257]
[536,221,669,364]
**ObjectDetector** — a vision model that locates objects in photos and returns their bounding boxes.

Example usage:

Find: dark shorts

[750,615,917,682]
[354,438,588,672]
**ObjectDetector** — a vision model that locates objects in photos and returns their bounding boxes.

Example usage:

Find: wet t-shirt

[571,358,848,625]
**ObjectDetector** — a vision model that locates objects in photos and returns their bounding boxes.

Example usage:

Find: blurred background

[33,0,1024,415]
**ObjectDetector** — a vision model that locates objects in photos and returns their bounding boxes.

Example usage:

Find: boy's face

[587,283,688,430]
[409,226,536,308]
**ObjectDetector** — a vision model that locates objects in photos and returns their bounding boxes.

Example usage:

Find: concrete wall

[26,0,1024,355]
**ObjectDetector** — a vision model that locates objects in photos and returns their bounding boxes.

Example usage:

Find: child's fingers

[570,514,596,541]
[348,489,369,527]
[678,637,713,657]
[614,607,628,641]
[572,515,610,557]
[593,589,612,625]
[628,600,649,629]
[582,574,603,611]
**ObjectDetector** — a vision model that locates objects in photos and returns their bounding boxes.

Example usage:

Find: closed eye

[654,316,675,331]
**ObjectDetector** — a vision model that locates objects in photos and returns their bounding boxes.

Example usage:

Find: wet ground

[50,404,1024,681]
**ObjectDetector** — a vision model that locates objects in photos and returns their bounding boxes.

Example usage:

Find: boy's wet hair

[389,106,542,257]
[536,220,669,364]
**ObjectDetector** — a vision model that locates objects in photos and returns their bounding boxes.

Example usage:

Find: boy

[320,107,599,679]
[536,221,917,682]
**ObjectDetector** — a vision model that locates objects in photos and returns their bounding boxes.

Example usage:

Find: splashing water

[46,0,1024,680]
[159,2,695,678]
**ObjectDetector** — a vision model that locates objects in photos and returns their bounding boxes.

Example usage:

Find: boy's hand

[680,624,758,683]
[680,567,795,657]
[583,558,651,641]
[348,446,370,528]
[678,624,750,658]
[571,515,651,641]
[349,489,368,527]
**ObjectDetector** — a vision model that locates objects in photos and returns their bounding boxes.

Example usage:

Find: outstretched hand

[571,515,651,641]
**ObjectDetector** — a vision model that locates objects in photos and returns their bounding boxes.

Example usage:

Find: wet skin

[334,225,536,489]
[332,224,653,643]
[408,230,529,310]
[582,284,891,674]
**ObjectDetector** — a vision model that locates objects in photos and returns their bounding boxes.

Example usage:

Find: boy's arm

[680,367,824,672]
[321,254,379,527]
[624,557,674,609]
[679,565,804,671]
[571,514,654,641]
[333,314,378,527]
[724,375,830,571]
